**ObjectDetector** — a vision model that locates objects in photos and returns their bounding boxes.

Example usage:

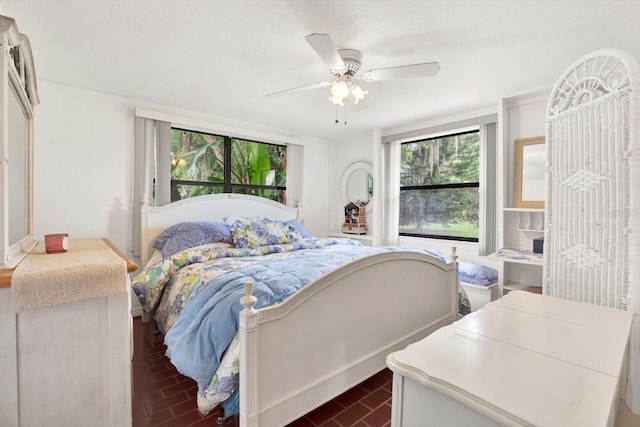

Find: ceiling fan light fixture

[351,84,368,103]
[329,94,345,106]
[328,79,367,105]
[330,80,350,100]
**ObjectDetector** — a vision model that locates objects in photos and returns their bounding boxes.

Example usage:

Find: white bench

[387,291,633,427]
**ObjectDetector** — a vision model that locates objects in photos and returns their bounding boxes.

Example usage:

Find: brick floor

[132,317,392,427]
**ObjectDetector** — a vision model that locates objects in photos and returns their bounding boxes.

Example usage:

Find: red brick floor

[133,317,393,427]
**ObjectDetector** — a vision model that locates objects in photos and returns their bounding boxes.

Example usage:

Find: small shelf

[504,208,544,232]
[488,247,543,265]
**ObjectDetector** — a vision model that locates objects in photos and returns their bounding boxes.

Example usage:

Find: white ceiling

[2,0,640,141]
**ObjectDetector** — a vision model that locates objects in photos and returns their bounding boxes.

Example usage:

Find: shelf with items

[503,208,544,232]
[494,88,549,294]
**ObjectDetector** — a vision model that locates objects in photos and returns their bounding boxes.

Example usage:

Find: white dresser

[0,239,137,427]
[386,291,634,427]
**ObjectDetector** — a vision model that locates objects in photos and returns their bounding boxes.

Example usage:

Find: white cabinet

[0,286,19,426]
[0,239,137,427]
[492,89,549,293]
[17,291,132,427]
[387,291,634,427]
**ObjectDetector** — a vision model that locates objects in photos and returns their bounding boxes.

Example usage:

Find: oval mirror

[340,161,373,213]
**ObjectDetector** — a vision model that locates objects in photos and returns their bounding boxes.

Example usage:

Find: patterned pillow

[225,217,299,248]
[284,219,314,239]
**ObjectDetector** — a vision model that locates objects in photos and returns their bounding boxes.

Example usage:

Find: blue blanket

[163,244,446,387]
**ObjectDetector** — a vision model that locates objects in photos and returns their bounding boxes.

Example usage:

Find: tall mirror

[8,82,29,245]
[1,15,39,267]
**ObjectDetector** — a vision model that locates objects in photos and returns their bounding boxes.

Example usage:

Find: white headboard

[140,193,299,265]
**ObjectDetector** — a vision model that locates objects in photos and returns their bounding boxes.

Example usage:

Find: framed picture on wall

[514,136,545,209]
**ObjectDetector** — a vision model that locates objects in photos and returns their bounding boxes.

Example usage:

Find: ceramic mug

[45,233,69,254]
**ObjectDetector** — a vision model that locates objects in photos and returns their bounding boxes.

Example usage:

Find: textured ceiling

[2,0,639,141]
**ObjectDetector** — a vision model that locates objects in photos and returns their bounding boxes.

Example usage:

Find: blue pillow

[153,221,232,258]
[458,261,498,286]
[284,219,314,239]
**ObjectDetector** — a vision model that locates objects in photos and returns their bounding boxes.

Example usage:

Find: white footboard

[239,249,458,427]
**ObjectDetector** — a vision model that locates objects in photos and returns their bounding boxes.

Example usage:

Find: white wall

[299,136,329,237]
[33,80,331,266]
[327,134,374,235]
[34,82,134,254]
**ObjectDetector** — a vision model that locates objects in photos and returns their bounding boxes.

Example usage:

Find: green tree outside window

[400,130,480,240]
[169,129,287,203]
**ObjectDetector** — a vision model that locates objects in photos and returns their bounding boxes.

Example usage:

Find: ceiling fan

[266,33,440,106]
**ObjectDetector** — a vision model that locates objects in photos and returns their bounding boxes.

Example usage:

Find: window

[399,129,480,241]
[133,114,302,257]
[169,128,287,204]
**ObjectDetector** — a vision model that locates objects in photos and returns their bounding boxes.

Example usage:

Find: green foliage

[170,130,224,181]
[400,132,479,185]
[169,130,286,202]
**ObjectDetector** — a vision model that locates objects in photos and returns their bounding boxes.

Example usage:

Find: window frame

[399,128,480,243]
[169,127,287,203]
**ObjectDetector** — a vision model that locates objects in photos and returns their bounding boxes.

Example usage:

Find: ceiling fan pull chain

[344,105,347,125]
[335,105,339,124]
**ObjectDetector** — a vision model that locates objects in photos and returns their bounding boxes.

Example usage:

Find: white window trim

[135,108,305,147]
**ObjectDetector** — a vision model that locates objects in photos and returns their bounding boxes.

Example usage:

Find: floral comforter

[133,238,421,414]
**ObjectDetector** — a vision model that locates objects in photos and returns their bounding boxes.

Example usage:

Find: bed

[133,193,459,427]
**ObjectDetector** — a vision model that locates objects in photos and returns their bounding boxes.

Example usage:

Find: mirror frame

[1,15,39,268]
[339,161,373,213]
[514,136,545,209]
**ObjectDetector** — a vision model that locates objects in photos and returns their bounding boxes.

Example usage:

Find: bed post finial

[449,247,458,264]
[241,281,258,312]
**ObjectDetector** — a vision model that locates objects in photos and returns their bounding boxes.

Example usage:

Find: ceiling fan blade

[305,33,345,71]
[266,81,331,98]
[362,62,440,82]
